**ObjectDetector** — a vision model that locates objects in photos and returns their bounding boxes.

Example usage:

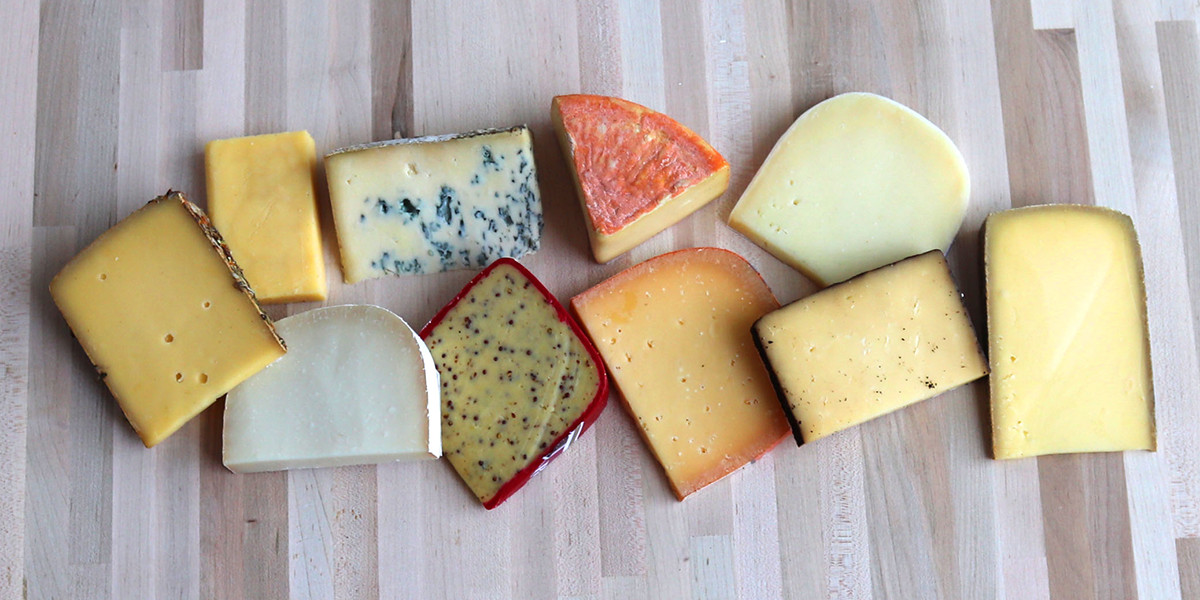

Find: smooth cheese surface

[571,248,790,499]
[424,262,603,506]
[728,92,970,286]
[326,127,543,283]
[206,131,327,304]
[49,194,286,447]
[223,305,440,473]
[552,95,730,263]
[986,205,1154,459]
[754,251,987,444]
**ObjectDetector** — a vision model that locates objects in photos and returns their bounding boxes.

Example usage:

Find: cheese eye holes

[175,373,184,382]
[98,273,107,281]
[164,334,174,343]
[202,301,211,309]
[198,373,208,384]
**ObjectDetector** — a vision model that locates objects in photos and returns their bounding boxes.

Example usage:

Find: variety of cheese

[986,205,1155,459]
[205,131,328,304]
[421,259,607,509]
[728,92,970,286]
[49,192,287,447]
[325,127,543,283]
[571,248,790,499]
[753,251,988,444]
[551,95,730,263]
[223,305,440,472]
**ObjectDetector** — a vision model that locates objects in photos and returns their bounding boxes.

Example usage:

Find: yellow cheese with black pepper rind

[420,258,606,509]
[753,251,987,444]
[49,192,286,447]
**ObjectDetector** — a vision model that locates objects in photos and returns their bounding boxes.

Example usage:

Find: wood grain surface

[3,0,1200,598]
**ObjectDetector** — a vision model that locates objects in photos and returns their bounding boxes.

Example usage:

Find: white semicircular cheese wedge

[222,304,440,473]
[728,92,970,287]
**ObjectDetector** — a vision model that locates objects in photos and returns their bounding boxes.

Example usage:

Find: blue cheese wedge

[325,127,543,283]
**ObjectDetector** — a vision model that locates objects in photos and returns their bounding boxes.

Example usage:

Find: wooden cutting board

[3,0,1200,598]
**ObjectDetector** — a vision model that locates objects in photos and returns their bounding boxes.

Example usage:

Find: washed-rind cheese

[728,92,970,286]
[753,251,987,444]
[326,127,543,283]
[421,259,606,509]
[206,130,327,304]
[571,248,790,500]
[986,205,1154,459]
[552,95,730,263]
[49,192,286,447]
[223,305,440,473]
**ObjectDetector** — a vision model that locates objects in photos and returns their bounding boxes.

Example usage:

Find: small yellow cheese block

[206,131,327,304]
[729,93,970,286]
[50,192,287,447]
[754,251,987,444]
[986,205,1154,459]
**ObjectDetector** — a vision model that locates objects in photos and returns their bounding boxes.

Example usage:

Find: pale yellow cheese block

[206,131,327,304]
[986,205,1154,459]
[50,193,287,447]
[754,251,987,444]
[728,92,970,286]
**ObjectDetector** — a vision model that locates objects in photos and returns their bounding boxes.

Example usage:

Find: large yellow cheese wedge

[206,131,327,304]
[50,192,287,447]
[728,92,970,286]
[986,205,1154,459]
[754,251,987,444]
[571,248,790,499]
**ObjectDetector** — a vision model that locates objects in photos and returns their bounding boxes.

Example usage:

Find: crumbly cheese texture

[728,92,970,286]
[223,305,440,472]
[571,248,790,499]
[325,127,543,283]
[49,193,286,447]
[552,95,730,263]
[754,251,987,444]
[424,263,602,505]
[986,205,1154,459]
[206,131,327,304]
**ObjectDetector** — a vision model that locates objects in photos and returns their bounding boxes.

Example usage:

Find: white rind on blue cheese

[326,126,543,283]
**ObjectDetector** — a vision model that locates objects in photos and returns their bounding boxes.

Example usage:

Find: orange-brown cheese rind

[421,258,606,508]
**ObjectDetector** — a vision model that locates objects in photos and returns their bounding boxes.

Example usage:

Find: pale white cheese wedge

[728,92,970,287]
[222,305,440,473]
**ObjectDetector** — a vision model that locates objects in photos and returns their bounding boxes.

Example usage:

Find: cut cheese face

[223,305,440,472]
[325,127,543,283]
[421,259,606,509]
[571,248,790,499]
[206,131,327,304]
[552,95,730,263]
[728,92,970,286]
[754,251,987,444]
[49,192,287,447]
[986,205,1154,459]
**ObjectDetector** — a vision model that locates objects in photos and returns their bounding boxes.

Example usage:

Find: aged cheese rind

[223,305,440,473]
[753,251,988,445]
[49,191,286,447]
[421,259,606,509]
[986,205,1155,459]
[552,95,730,263]
[571,248,790,500]
[326,127,543,283]
[728,92,970,286]
[206,130,328,304]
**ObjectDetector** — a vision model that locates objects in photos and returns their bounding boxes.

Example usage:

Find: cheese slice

[986,205,1154,459]
[753,251,987,444]
[551,95,730,263]
[421,259,606,509]
[49,192,287,447]
[222,305,440,472]
[728,92,970,286]
[205,131,327,304]
[571,248,790,499]
[325,127,543,283]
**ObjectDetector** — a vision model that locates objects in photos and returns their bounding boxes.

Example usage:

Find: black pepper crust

[156,190,286,351]
[751,322,805,447]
